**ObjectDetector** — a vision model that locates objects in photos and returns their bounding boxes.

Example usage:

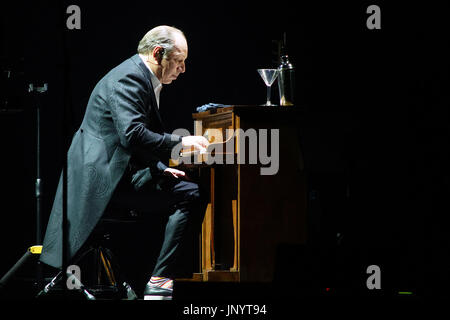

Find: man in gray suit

[40,25,209,300]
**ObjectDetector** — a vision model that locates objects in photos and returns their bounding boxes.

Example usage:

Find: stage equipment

[0,83,47,292]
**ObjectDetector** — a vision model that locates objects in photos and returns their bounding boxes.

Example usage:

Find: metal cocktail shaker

[277,54,295,106]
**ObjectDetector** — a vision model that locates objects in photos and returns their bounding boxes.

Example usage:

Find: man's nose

[179,63,185,73]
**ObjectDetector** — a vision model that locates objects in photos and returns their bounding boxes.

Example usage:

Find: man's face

[160,34,188,84]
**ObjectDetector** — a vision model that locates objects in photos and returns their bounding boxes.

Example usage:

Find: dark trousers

[107,168,208,279]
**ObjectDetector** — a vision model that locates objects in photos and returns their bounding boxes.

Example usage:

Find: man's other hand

[163,168,187,179]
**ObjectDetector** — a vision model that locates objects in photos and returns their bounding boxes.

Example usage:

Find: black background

[1,0,449,300]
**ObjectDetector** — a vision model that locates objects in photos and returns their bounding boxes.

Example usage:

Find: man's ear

[152,46,165,65]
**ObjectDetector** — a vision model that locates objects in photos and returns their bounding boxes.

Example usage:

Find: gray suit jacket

[40,54,181,268]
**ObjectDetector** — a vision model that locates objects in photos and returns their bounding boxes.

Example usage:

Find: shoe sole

[144,295,172,301]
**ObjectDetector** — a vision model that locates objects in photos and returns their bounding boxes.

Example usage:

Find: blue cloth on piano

[196,103,231,113]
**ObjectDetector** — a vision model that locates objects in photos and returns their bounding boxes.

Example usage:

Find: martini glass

[257,69,279,106]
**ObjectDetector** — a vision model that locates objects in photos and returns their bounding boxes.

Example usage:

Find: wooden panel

[237,111,306,282]
[186,106,306,282]
[213,165,238,271]
[202,169,215,271]
[230,199,239,272]
[193,110,233,144]
[204,270,239,282]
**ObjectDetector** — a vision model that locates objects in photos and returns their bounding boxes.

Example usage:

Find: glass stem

[266,85,271,105]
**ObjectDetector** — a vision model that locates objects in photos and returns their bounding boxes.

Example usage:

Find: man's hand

[163,168,187,179]
[182,136,209,153]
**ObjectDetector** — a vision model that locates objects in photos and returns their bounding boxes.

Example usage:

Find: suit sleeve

[108,75,182,161]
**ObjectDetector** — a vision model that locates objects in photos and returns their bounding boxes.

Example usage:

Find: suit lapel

[131,54,165,132]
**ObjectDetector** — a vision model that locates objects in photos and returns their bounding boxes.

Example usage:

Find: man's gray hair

[137,25,185,59]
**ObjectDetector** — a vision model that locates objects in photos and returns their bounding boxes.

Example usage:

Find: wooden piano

[173,105,307,282]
